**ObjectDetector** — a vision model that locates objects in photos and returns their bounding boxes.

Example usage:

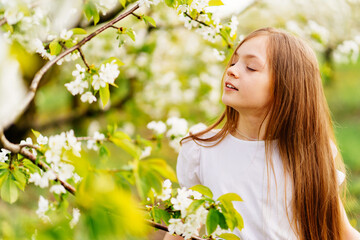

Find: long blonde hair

[181,27,346,240]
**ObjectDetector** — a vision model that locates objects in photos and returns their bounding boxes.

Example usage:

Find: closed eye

[229,63,236,67]
[247,66,256,71]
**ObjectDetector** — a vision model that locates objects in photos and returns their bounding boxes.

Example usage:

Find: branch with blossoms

[0,2,140,131]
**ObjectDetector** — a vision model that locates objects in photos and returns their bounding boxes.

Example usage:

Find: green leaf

[31,129,41,138]
[218,211,228,229]
[164,0,175,7]
[142,158,177,182]
[49,40,62,56]
[71,28,87,35]
[22,159,39,174]
[119,0,126,7]
[109,136,141,159]
[99,84,110,108]
[125,28,136,41]
[217,193,243,202]
[83,1,99,25]
[234,211,244,230]
[113,130,132,141]
[0,169,9,187]
[102,57,124,67]
[143,15,156,27]
[218,233,240,240]
[99,145,109,158]
[208,0,224,6]
[186,199,205,215]
[1,173,19,204]
[206,208,219,235]
[12,169,26,191]
[0,163,8,170]
[190,184,213,198]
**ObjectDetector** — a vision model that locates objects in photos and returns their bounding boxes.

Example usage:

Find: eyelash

[229,63,256,72]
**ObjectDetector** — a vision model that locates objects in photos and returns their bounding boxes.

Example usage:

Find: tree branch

[78,48,90,71]
[0,130,76,195]
[0,3,140,131]
[145,219,206,240]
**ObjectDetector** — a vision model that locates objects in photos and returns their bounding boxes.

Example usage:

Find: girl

[164,28,360,239]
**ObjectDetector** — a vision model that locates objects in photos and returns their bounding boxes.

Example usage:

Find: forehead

[234,35,269,63]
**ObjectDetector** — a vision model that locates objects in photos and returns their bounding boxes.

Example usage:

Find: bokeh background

[0,0,359,238]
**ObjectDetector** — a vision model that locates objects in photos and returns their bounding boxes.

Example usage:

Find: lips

[225,81,238,91]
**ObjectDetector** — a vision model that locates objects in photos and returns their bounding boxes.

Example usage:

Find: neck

[234,109,270,141]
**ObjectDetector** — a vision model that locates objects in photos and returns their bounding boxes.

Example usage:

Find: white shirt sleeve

[330,140,346,186]
[176,138,201,188]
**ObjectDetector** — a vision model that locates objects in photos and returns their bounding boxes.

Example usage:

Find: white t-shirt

[176,129,345,240]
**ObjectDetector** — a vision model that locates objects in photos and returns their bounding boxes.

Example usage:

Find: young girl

[164,27,360,240]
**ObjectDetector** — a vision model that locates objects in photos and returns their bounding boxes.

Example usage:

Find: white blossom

[29,172,49,188]
[147,121,167,135]
[98,60,120,85]
[229,16,239,38]
[50,184,66,195]
[166,117,188,137]
[73,173,82,183]
[45,150,61,164]
[81,91,97,104]
[171,187,194,218]
[65,78,89,96]
[37,134,48,145]
[168,218,185,236]
[20,137,33,145]
[0,148,11,163]
[211,225,229,238]
[139,0,161,8]
[156,179,172,201]
[60,29,73,41]
[36,196,50,222]
[72,64,86,80]
[213,49,225,61]
[69,208,81,228]
[95,0,118,15]
[91,74,106,90]
[140,146,152,159]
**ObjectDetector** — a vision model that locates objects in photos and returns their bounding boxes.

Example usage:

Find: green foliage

[143,15,156,27]
[83,1,100,25]
[49,40,62,56]
[218,233,241,240]
[99,83,110,108]
[190,184,213,198]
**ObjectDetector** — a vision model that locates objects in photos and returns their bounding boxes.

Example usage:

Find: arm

[339,198,360,239]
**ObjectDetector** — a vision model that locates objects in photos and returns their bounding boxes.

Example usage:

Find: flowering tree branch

[0,2,140,131]
[0,130,76,195]
[145,220,205,240]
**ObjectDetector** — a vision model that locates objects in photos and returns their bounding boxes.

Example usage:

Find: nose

[226,65,240,79]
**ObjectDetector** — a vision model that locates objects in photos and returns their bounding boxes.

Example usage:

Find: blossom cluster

[152,179,228,239]
[0,148,11,163]
[26,130,82,190]
[64,60,120,104]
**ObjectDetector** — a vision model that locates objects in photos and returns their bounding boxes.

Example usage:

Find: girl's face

[222,35,272,114]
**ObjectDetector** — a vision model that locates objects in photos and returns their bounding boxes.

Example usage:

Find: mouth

[225,81,238,91]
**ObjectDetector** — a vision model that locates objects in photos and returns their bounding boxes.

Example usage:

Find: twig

[76,136,109,141]
[78,48,90,71]
[145,219,206,240]
[0,3,140,131]
[184,12,210,27]
[19,143,40,150]
[131,12,141,19]
[0,17,6,26]
[0,130,76,195]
